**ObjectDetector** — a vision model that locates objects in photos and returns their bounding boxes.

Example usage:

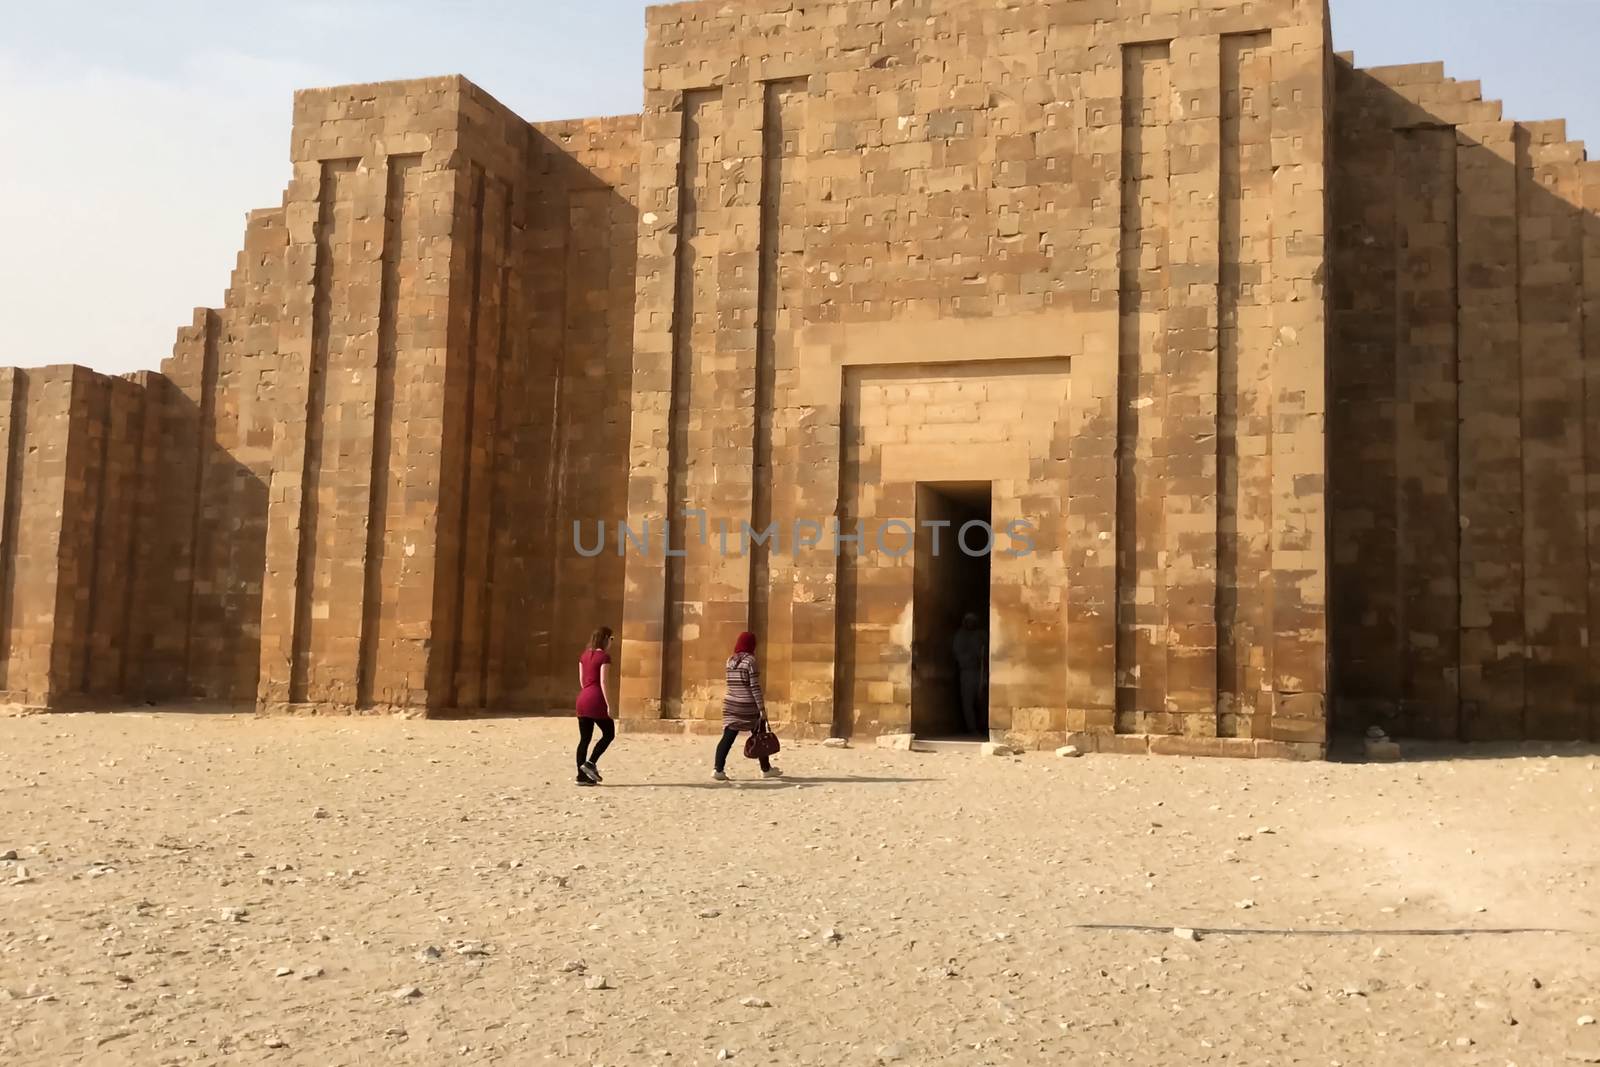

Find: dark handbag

[744,718,781,760]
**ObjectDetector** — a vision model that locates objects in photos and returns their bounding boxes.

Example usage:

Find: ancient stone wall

[1329,57,1600,742]
[4,0,1596,755]
[244,77,499,715]
[137,210,286,708]
[0,365,158,707]
[498,117,639,712]
[0,76,638,718]
[421,99,639,716]
[238,78,637,716]
[620,0,1333,756]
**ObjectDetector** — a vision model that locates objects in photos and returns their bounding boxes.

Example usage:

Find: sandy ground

[1,713,1598,1067]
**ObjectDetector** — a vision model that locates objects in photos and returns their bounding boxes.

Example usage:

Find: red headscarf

[734,631,758,656]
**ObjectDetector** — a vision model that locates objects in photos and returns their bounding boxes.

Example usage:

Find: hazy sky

[2,0,1596,375]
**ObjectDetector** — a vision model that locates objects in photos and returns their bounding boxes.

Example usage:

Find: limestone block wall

[495,116,639,712]
[242,78,638,716]
[1329,57,1600,742]
[418,101,639,716]
[136,208,287,708]
[8,0,1596,756]
[137,309,224,702]
[0,76,638,718]
[82,372,159,700]
[0,366,158,707]
[620,0,1333,755]
[245,77,476,714]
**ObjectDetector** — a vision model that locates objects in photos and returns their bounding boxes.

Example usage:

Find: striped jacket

[723,652,765,728]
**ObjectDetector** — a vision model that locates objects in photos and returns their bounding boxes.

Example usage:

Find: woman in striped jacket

[714,631,783,782]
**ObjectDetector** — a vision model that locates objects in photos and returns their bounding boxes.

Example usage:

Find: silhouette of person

[951,612,987,735]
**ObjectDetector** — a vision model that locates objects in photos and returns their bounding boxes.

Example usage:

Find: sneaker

[581,761,603,784]
[712,770,730,782]
[762,767,784,779]
[576,774,596,787]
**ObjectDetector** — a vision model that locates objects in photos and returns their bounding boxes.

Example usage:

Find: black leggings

[577,718,615,769]
[715,727,771,773]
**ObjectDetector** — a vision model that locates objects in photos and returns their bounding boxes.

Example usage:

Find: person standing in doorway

[715,631,783,782]
[952,612,988,736]
[575,627,616,786]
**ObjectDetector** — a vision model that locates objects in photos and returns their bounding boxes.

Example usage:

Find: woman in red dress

[575,627,616,786]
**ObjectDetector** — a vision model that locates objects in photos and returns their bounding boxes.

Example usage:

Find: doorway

[912,482,992,739]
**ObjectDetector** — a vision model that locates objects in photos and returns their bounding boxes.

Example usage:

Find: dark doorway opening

[913,482,992,740]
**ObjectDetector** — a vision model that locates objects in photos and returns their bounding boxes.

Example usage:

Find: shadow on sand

[601,774,938,791]
[1327,736,1600,764]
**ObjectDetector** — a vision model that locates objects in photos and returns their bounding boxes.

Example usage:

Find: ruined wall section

[0,198,291,711]
[136,308,218,700]
[189,209,287,703]
[128,208,289,708]
[1330,58,1600,743]
[622,0,1332,755]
